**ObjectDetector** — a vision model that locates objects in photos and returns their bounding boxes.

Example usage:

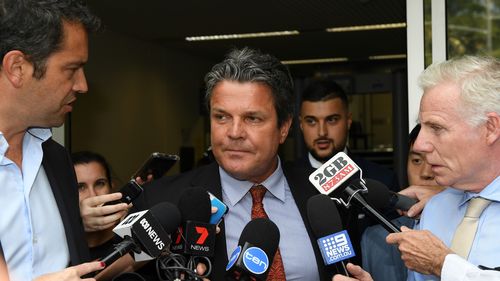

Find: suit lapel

[41,139,81,265]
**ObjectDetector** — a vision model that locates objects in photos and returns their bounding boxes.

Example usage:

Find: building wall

[71,30,214,184]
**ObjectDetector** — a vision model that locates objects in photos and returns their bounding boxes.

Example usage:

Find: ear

[347,112,353,130]
[485,112,500,146]
[2,50,31,87]
[298,115,304,132]
[279,117,293,144]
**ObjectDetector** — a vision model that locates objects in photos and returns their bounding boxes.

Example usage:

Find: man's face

[413,82,488,191]
[75,161,112,202]
[299,98,352,162]
[210,81,291,183]
[407,144,437,186]
[24,21,89,128]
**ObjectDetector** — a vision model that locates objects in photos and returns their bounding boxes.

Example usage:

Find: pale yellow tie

[450,197,491,259]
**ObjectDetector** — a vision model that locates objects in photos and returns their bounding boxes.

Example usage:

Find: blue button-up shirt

[221,158,320,281]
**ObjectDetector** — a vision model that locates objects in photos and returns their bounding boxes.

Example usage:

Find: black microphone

[102,202,181,265]
[172,187,217,257]
[226,218,280,281]
[361,178,418,211]
[162,187,216,280]
[307,194,355,276]
[308,152,401,233]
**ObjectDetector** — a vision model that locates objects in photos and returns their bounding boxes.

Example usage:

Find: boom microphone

[226,218,280,281]
[361,178,418,211]
[307,194,355,276]
[308,152,400,233]
[103,202,181,265]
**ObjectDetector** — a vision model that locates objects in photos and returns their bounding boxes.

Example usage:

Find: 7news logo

[317,230,355,265]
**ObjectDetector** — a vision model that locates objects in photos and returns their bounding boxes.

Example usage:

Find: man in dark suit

[136,48,336,280]
[296,79,399,265]
[0,1,106,280]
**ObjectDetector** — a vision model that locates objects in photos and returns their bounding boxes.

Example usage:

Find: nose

[421,161,435,181]
[227,118,245,139]
[73,68,88,94]
[413,129,432,154]
[318,120,327,137]
[87,186,97,197]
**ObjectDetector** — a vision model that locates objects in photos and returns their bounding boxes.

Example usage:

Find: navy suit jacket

[41,138,90,266]
[135,161,338,281]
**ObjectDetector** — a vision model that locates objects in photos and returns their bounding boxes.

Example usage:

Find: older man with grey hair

[333,55,500,281]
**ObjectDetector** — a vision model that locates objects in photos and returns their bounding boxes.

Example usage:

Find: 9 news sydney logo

[318,230,355,265]
[309,152,360,195]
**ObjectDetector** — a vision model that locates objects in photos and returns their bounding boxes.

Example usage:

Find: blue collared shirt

[221,158,320,281]
[408,176,500,281]
[0,128,70,281]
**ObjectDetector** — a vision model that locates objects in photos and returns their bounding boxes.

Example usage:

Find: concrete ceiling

[86,0,407,64]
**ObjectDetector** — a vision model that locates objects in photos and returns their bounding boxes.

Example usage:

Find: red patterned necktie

[250,185,286,281]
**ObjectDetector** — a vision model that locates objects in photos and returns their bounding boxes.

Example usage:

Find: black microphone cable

[156,253,212,281]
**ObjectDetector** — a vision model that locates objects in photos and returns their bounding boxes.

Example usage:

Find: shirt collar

[457,176,500,206]
[0,128,51,164]
[308,147,349,169]
[220,157,286,207]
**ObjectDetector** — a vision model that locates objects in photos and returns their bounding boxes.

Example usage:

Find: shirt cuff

[441,254,477,281]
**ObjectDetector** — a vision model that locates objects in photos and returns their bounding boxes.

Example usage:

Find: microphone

[103,202,181,265]
[308,152,401,233]
[172,187,217,257]
[162,187,216,280]
[226,218,280,281]
[307,194,355,276]
[361,178,417,211]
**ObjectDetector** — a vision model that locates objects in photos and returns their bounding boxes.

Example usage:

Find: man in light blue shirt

[388,55,500,281]
[333,55,500,281]
[0,1,105,280]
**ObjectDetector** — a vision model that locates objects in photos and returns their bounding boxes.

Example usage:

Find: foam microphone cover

[238,218,280,260]
[356,178,391,209]
[177,187,211,223]
[307,194,343,238]
[149,202,182,234]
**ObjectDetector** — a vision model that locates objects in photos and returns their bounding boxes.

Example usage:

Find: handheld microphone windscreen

[307,194,343,238]
[149,202,182,234]
[173,187,216,257]
[238,218,280,260]
[361,178,417,211]
[226,218,280,280]
[177,187,211,223]
[358,179,391,209]
[306,194,356,266]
